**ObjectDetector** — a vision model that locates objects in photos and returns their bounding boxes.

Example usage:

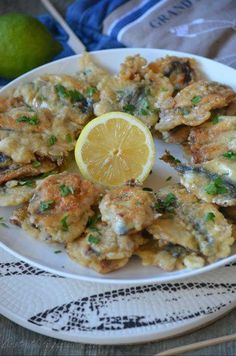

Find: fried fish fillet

[162,151,236,206]
[13,173,101,243]
[148,184,233,262]
[148,56,201,91]
[94,56,173,129]
[135,239,205,271]
[0,105,76,164]
[67,220,145,274]
[189,115,236,163]
[155,81,235,132]
[99,185,156,235]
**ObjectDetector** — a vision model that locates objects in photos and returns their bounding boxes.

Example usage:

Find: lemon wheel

[75,112,155,187]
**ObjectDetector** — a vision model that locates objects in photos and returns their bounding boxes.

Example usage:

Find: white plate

[0,48,236,285]
[0,247,235,344]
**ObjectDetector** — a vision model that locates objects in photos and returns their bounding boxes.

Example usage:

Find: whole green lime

[0,13,62,79]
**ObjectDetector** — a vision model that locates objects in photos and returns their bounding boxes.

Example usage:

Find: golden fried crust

[0,158,56,185]
[156,81,235,132]
[161,125,191,144]
[189,116,236,163]
[28,173,101,243]
[148,184,233,261]
[135,240,205,271]
[67,221,145,273]
[99,186,155,235]
[148,56,201,91]
[119,55,148,81]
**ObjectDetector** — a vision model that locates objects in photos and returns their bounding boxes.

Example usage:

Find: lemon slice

[75,112,155,187]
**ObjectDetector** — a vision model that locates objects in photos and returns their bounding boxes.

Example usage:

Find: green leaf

[55,84,86,103]
[204,212,215,222]
[32,160,41,168]
[223,151,236,160]
[54,250,62,254]
[155,193,177,213]
[191,96,202,105]
[61,215,69,231]
[55,84,68,98]
[86,86,97,96]
[212,114,221,124]
[87,213,101,229]
[16,115,39,125]
[59,184,75,197]
[123,104,135,114]
[39,200,54,212]
[48,135,57,146]
[205,177,229,195]
[65,133,73,143]
[88,234,100,245]
[18,178,35,188]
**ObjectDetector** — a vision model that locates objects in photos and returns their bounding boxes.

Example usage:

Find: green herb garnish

[16,115,39,125]
[166,176,172,182]
[32,160,41,168]
[54,250,62,254]
[48,135,57,146]
[18,178,35,188]
[123,104,135,114]
[204,212,215,222]
[223,151,236,160]
[65,133,73,143]
[39,200,54,212]
[55,84,85,103]
[59,184,75,197]
[191,96,202,105]
[55,84,67,98]
[205,177,229,195]
[212,114,221,124]
[87,213,101,229]
[155,193,177,213]
[61,215,69,231]
[86,86,97,96]
[88,234,100,245]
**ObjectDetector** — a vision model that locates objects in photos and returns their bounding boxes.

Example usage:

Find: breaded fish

[155,81,235,132]
[67,220,145,274]
[135,239,205,271]
[99,185,156,235]
[189,115,236,163]
[14,173,101,243]
[162,151,236,206]
[148,56,201,91]
[148,184,233,262]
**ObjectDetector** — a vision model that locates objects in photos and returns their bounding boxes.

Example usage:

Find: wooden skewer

[41,0,85,54]
[156,333,236,355]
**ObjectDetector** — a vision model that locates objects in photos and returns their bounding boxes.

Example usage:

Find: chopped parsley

[61,215,69,231]
[155,193,177,213]
[54,250,62,254]
[191,96,202,105]
[55,84,86,103]
[39,200,54,212]
[48,135,57,146]
[212,114,221,124]
[223,151,236,160]
[0,217,8,228]
[59,184,75,197]
[205,177,229,195]
[123,103,135,114]
[88,234,100,245]
[32,160,41,168]
[65,133,73,143]
[87,213,101,229]
[139,98,150,116]
[18,178,35,188]
[204,212,216,222]
[86,86,97,96]
[166,176,172,182]
[16,115,39,125]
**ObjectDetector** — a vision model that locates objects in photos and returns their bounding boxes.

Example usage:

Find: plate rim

[0,47,236,285]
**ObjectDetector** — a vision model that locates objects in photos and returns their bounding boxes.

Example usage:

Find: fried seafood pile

[0,53,236,274]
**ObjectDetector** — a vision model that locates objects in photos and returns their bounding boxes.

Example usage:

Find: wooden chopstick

[41,0,85,54]
[156,333,236,355]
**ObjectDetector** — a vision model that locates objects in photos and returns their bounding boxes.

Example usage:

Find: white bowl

[0,48,235,285]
